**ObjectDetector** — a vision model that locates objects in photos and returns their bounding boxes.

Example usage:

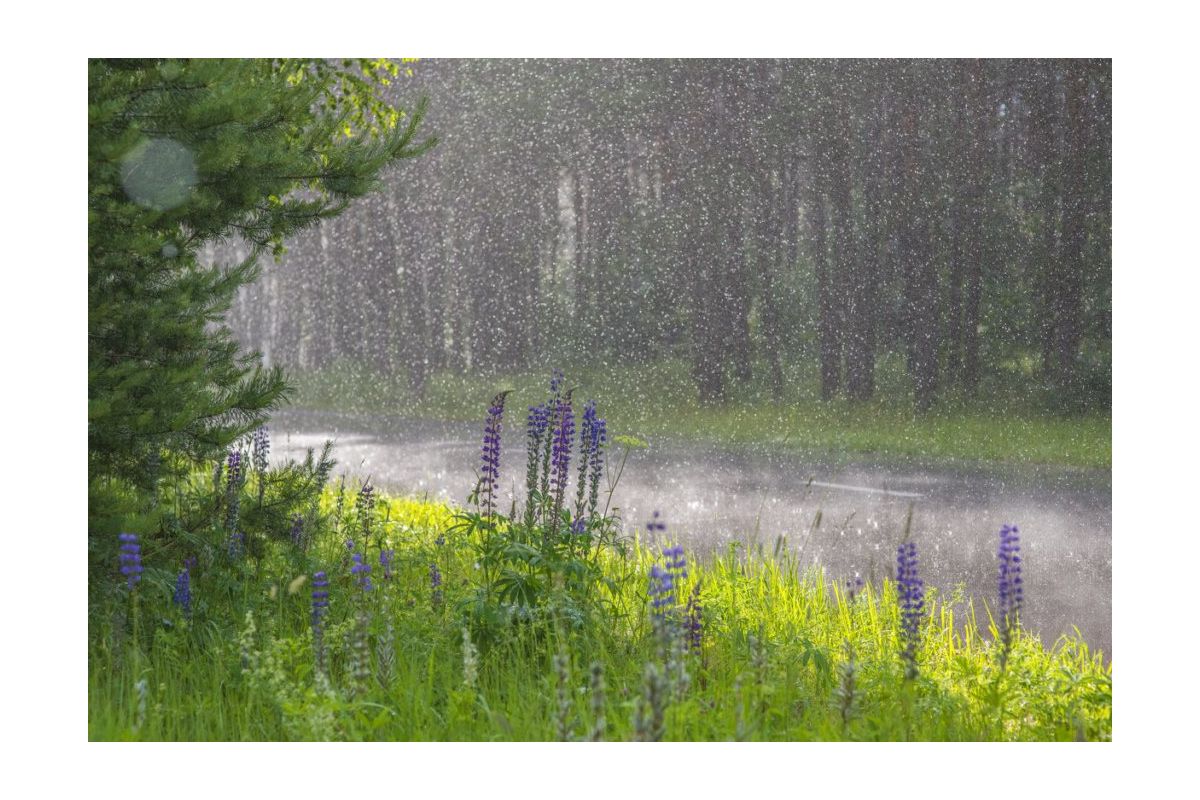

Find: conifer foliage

[88,59,434,499]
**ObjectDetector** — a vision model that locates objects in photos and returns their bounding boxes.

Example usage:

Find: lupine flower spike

[430,562,443,608]
[350,552,373,593]
[173,564,192,618]
[997,524,1024,671]
[479,391,509,520]
[311,571,330,673]
[896,541,925,680]
[118,533,143,590]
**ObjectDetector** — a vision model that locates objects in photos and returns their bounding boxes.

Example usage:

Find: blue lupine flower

[997,524,1023,623]
[226,530,244,560]
[649,564,675,617]
[646,511,667,535]
[663,544,687,582]
[550,398,575,502]
[380,549,395,580]
[549,368,565,396]
[896,541,925,680]
[224,450,243,533]
[118,533,143,590]
[225,450,242,487]
[350,552,373,593]
[587,416,607,516]
[356,481,376,542]
[251,425,270,474]
[173,566,192,618]
[480,392,507,516]
[311,571,330,671]
[997,524,1024,669]
[430,562,443,607]
[526,402,550,513]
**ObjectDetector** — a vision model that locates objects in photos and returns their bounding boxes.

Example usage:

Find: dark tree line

[222,59,1111,412]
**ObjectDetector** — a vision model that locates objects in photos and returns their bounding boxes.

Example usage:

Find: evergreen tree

[88,59,433,499]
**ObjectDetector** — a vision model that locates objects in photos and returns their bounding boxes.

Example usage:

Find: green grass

[292,358,1111,470]
[88,492,1111,742]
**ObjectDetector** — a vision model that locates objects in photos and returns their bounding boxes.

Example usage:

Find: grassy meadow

[294,357,1111,470]
[89,454,1111,742]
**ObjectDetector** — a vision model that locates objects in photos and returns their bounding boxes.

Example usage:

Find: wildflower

[430,562,443,607]
[649,564,675,617]
[997,523,1024,670]
[224,450,243,533]
[663,544,688,582]
[587,416,607,517]
[118,533,143,590]
[251,425,270,474]
[896,541,925,680]
[479,392,508,518]
[380,548,395,580]
[549,397,575,514]
[172,565,191,618]
[311,571,330,672]
[350,552,373,593]
[356,480,376,544]
[526,402,550,513]
[646,510,667,534]
[290,514,304,548]
[997,524,1023,625]
[226,530,244,560]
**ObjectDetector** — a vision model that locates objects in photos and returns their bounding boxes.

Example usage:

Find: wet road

[270,408,1112,657]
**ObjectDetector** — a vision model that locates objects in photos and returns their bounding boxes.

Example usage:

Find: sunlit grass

[88,493,1111,741]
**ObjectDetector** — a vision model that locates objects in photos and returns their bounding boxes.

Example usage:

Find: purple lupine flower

[226,530,244,560]
[663,544,688,583]
[226,450,242,487]
[526,402,550,515]
[646,511,667,535]
[430,562,443,608]
[684,581,703,655]
[356,480,376,542]
[173,566,192,618]
[649,564,675,618]
[571,517,587,536]
[311,571,330,671]
[290,514,304,548]
[434,533,445,548]
[350,552,373,593]
[997,524,1023,623]
[380,549,395,580]
[587,416,607,517]
[575,400,600,516]
[479,392,508,518]
[118,533,143,590]
[549,398,575,502]
[896,541,925,680]
[549,368,565,396]
[224,450,244,533]
[997,524,1024,669]
[251,425,270,474]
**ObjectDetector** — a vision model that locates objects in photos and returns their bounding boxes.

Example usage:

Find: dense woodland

[221,59,1111,412]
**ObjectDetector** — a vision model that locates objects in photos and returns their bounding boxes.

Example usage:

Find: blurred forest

[219,59,1111,413]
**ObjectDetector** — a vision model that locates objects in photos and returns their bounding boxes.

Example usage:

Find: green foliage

[88,488,1110,741]
[88,58,434,502]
